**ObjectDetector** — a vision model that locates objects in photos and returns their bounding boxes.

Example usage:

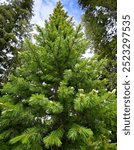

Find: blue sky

[31,0,84,26]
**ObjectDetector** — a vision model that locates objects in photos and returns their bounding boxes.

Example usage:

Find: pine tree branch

[27,40,46,75]
[64,25,81,65]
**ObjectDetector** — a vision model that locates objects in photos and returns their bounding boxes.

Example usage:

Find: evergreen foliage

[0,2,116,149]
[78,0,117,91]
[0,0,33,87]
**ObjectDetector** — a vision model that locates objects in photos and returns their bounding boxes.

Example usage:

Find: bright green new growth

[0,2,116,149]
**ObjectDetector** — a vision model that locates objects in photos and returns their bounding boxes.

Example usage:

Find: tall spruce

[0,0,33,88]
[0,2,116,149]
[78,0,117,91]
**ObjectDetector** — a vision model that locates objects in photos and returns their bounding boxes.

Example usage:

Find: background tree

[0,0,33,88]
[78,0,117,91]
[0,2,116,149]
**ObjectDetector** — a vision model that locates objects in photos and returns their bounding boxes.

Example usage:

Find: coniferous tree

[78,1,117,144]
[78,0,117,91]
[0,2,116,149]
[0,0,33,87]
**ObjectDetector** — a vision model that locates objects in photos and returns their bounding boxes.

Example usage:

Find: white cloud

[0,0,5,3]
[31,0,83,27]
[0,0,9,4]
[82,48,94,58]
[31,0,56,27]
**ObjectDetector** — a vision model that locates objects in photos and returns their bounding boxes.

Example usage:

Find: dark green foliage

[78,0,117,91]
[0,0,33,87]
[0,2,116,149]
